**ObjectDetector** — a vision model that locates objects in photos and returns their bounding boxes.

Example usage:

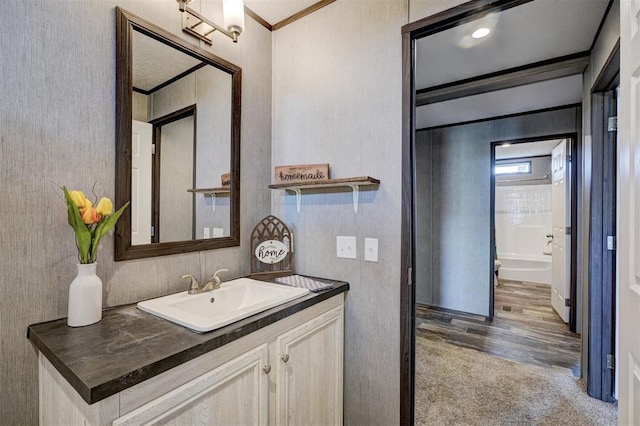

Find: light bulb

[472,27,490,39]
[223,0,245,42]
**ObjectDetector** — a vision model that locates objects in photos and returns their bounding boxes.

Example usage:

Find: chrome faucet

[181,269,229,294]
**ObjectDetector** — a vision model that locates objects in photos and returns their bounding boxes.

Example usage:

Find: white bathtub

[497,254,552,285]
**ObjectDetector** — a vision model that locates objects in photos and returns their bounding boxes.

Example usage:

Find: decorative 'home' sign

[250,215,294,279]
[254,240,288,264]
[274,163,330,184]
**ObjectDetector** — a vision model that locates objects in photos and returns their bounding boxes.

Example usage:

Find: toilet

[494,260,502,287]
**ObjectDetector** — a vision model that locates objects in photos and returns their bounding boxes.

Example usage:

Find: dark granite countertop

[27,278,348,405]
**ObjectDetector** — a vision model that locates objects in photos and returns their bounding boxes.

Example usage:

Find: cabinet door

[114,344,269,426]
[275,305,344,426]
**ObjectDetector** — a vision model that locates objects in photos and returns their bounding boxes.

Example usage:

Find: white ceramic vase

[67,263,102,327]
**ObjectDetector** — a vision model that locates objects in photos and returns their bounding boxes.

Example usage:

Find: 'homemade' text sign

[274,163,329,184]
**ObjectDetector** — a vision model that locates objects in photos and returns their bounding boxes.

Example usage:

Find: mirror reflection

[115,7,241,261]
[131,29,232,245]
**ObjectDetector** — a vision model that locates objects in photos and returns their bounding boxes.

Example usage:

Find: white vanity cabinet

[113,344,270,425]
[38,294,344,426]
[274,305,344,426]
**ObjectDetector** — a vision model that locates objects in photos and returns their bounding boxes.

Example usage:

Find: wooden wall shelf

[268,176,380,213]
[187,187,231,195]
[187,187,230,212]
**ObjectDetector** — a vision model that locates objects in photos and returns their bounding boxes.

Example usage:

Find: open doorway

[149,105,197,243]
[491,136,579,334]
[400,0,616,423]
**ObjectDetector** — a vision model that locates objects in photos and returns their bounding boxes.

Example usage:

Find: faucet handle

[180,274,200,291]
[212,268,229,279]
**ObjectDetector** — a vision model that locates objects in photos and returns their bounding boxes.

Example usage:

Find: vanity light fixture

[177,0,245,45]
[471,27,491,39]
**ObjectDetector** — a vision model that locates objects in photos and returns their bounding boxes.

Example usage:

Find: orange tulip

[80,207,101,224]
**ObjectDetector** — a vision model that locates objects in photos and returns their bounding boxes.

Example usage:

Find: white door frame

[616,0,639,420]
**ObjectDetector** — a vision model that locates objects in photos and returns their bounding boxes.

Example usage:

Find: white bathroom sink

[137,278,310,332]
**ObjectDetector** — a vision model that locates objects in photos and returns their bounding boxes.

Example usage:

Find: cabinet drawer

[114,344,269,426]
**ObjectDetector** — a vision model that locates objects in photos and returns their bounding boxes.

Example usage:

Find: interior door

[618,0,640,420]
[551,139,570,322]
[131,120,152,245]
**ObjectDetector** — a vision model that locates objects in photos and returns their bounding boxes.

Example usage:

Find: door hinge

[607,354,616,370]
[567,154,572,162]
[607,235,616,251]
[152,144,156,154]
[565,226,571,235]
[608,116,618,132]
[408,267,413,286]
[150,226,155,237]
[564,298,570,307]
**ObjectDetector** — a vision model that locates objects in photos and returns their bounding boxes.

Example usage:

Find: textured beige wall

[0,0,271,423]
[132,91,149,122]
[272,1,407,424]
[410,0,469,22]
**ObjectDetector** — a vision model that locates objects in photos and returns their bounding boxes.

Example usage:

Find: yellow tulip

[80,206,100,224]
[95,197,113,216]
[69,190,92,209]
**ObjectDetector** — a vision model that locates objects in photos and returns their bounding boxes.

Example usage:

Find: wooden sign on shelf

[274,163,329,184]
[221,172,231,187]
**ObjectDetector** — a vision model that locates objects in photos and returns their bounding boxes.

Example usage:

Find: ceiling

[416,0,611,129]
[495,139,563,160]
[244,0,319,25]
[133,30,202,93]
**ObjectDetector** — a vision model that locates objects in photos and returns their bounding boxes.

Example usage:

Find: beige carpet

[415,336,617,425]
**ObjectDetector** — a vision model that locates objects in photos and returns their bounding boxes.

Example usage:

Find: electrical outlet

[336,236,357,259]
[364,238,378,262]
[203,227,210,238]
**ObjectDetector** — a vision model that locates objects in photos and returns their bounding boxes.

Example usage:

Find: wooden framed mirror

[115,7,241,260]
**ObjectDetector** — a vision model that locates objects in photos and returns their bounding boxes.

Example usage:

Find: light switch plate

[364,238,378,262]
[203,227,211,238]
[213,227,224,238]
[336,236,357,259]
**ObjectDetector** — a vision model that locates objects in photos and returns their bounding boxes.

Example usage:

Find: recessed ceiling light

[472,27,491,39]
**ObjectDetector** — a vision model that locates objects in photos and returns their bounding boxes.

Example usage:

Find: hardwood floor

[416,279,581,376]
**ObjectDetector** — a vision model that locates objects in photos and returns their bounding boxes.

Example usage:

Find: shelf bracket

[348,184,360,213]
[205,193,217,212]
[293,188,302,213]
[274,178,378,214]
